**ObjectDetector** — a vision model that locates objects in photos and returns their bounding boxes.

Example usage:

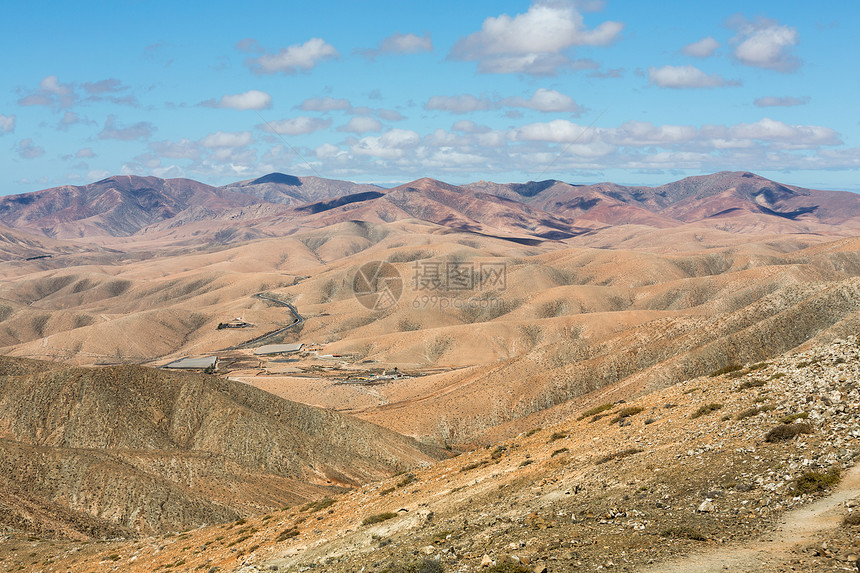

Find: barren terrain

[0,171,859,571]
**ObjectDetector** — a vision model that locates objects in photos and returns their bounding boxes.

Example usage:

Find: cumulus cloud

[449,1,623,75]
[16,139,45,159]
[261,117,332,136]
[201,89,273,110]
[501,88,584,113]
[358,32,433,59]
[727,118,840,146]
[754,96,810,107]
[245,38,339,74]
[682,36,719,57]
[149,139,201,159]
[17,75,76,108]
[18,76,137,108]
[98,115,156,140]
[730,17,800,72]
[452,120,492,134]
[200,131,253,148]
[81,78,126,94]
[648,65,738,89]
[425,94,494,114]
[0,114,14,134]
[297,96,352,112]
[352,128,421,159]
[339,116,383,134]
[376,109,406,121]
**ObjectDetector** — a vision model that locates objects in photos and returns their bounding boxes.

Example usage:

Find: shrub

[577,403,613,421]
[691,403,723,419]
[547,431,568,443]
[362,512,398,526]
[490,446,507,460]
[524,427,541,437]
[551,448,569,457]
[381,557,444,573]
[765,422,813,442]
[792,468,840,495]
[379,487,395,496]
[302,498,336,513]
[460,460,489,472]
[276,527,299,542]
[396,473,418,488]
[487,562,533,572]
[710,364,742,377]
[661,526,706,541]
[843,512,860,527]
[735,405,774,420]
[778,412,809,424]
[735,379,766,391]
[596,448,643,465]
[611,406,644,424]
[519,459,533,467]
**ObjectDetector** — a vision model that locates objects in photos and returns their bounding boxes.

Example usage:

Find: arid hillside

[1,337,857,572]
[0,359,443,538]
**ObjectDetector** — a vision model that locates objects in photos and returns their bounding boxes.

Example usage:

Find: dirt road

[643,463,860,573]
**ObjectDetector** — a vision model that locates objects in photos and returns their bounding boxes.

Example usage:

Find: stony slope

[3,337,856,572]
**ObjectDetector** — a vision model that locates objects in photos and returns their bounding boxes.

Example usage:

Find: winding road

[223,293,304,350]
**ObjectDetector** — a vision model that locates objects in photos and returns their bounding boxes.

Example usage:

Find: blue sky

[2,0,859,195]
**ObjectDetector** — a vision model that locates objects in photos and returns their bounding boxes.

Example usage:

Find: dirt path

[643,463,860,573]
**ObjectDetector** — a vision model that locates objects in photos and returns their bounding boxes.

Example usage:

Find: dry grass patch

[362,512,398,526]
[611,406,644,424]
[735,404,774,420]
[765,422,813,442]
[596,448,643,465]
[691,403,723,419]
[661,525,706,541]
[577,403,613,421]
[710,364,742,377]
[792,468,840,495]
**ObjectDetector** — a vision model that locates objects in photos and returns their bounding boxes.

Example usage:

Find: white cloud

[98,115,155,140]
[246,38,339,74]
[315,143,343,159]
[682,36,719,57]
[727,118,840,146]
[730,17,800,72]
[450,1,623,75]
[425,94,494,114]
[352,128,420,159]
[376,109,406,121]
[17,75,76,108]
[76,147,95,158]
[501,88,583,113]
[81,78,126,94]
[16,139,45,159]
[648,65,738,89]
[753,96,810,107]
[0,114,14,134]
[149,139,201,159]
[204,89,272,110]
[200,131,253,148]
[261,117,332,136]
[452,120,491,134]
[298,96,352,112]
[359,32,433,59]
[339,116,383,134]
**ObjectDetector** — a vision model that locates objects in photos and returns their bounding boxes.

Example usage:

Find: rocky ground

[1,338,859,572]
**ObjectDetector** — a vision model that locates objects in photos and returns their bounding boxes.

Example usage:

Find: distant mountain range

[0,171,858,248]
